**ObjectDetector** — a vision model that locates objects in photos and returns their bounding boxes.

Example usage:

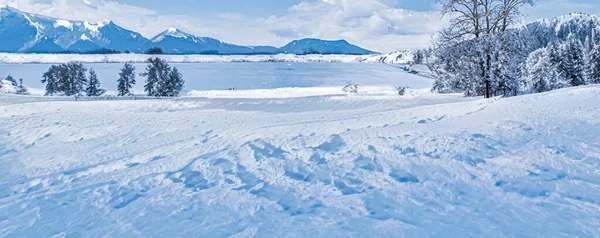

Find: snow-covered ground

[0,52,414,64]
[1,83,599,237]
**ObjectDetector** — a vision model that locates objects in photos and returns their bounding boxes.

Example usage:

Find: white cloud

[0,0,445,52]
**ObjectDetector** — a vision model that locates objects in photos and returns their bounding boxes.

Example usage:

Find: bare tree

[438,0,482,42]
[436,0,534,97]
[498,0,535,31]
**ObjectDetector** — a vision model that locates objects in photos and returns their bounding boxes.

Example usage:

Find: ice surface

[0,82,599,237]
[0,62,430,94]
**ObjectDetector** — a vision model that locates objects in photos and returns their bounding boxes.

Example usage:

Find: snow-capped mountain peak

[100,19,112,26]
[0,6,152,53]
[54,19,73,30]
[151,27,194,42]
[0,5,17,12]
[0,6,375,55]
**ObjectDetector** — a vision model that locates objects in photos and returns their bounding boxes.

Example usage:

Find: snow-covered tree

[429,8,600,96]
[86,68,105,96]
[117,63,136,96]
[563,39,587,86]
[433,0,534,97]
[491,31,527,96]
[524,48,568,93]
[588,44,600,84]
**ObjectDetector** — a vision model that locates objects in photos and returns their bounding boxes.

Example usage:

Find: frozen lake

[0,63,432,93]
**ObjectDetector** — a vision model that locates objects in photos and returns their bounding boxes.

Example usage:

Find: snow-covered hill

[0,84,599,237]
[357,50,415,64]
[278,38,375,55]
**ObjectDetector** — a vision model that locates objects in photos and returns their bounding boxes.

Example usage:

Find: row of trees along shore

[42,57,184,97]
[429,0,600,98]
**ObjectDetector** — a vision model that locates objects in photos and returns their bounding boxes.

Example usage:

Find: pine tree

[42,63,89,96]
[524,47,569,93]
[16,78,29,95]
[117,63,136,96]
[63,63,88,96]
[141,57,170,97]
[166,67,184,97]
[86,68,105,96]
[563,39,587,86]
[525,48,550,93]
[42,65,61,96]
[548,42,565,74]
[589,44,600,84]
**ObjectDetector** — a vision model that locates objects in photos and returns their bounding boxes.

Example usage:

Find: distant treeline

[40,57,185,97]
[13,47,372,56]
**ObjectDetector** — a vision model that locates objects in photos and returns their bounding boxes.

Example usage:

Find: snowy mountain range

[0,6,375,55]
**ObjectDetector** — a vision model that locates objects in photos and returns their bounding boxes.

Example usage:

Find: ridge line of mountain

[0,5,376,55]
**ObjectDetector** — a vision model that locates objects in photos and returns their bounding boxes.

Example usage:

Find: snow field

[0,85,599,237]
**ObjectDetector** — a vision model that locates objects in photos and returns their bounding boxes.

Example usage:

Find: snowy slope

[0,85,599,237]
[358,50,415,64]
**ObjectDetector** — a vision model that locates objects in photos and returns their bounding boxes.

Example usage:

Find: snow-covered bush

[0,78,16,94]
[342,84,359,93]
[5,75,17,87]
[0,77,29,95]
[396,86,407,96]
[16,79,29,95]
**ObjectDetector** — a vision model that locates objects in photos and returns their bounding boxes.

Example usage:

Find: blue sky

[112,0,597,18]
[1,0,599,52]
[131,0,438,15]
